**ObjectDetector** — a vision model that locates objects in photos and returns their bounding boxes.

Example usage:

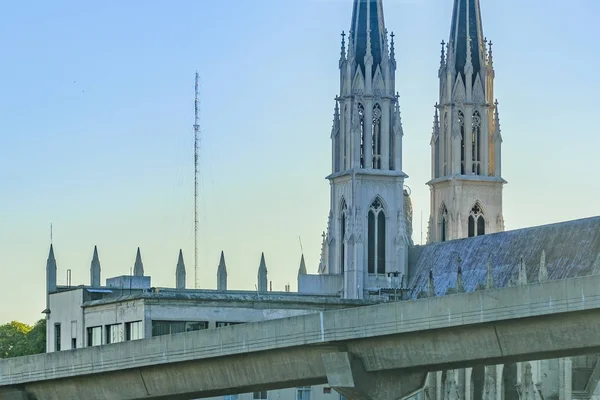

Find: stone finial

[538,250,548,282]
[90,245,101,287]
[486,261,494,289]
[133,247,144,277]
[456,267,465,293]
[257,253,268,293]
[217,251,227,291]
[427,270,435,297]
[518,256,527,285]
[175,249,186,289]
[298,254,307,276]
[46,244,57,294]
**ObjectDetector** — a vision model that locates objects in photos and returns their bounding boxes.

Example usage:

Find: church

[43,1,600,400]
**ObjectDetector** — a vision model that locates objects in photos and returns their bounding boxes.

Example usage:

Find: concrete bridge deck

[1,275,600,400]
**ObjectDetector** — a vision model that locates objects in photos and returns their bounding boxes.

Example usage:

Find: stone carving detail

[482,369,496,400]
[517,363,541,400]
[444,370,460,400]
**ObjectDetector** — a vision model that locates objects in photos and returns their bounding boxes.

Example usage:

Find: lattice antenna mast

[194,72,200,289]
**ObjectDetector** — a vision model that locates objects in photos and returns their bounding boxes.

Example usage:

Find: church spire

[257,253,268,293]
[133,247,144,277]
[350,0,387,78]
[46,244,57,294]
[176,249,186,289]
[217,251,227,291]
[449,0,486,85]
[90,245,101,287]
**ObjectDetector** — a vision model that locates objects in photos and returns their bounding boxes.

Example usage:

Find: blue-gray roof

[350,0,386,77]
[408,216,600,298]
[449,0,486,84]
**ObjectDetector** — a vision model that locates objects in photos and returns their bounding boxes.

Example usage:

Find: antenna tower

[194,72,200,289]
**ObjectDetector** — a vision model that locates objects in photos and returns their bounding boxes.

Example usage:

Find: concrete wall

[298,274,343,296]
[46,289,84,352]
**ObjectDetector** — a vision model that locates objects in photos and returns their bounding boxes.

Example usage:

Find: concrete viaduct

[1,275,600,400]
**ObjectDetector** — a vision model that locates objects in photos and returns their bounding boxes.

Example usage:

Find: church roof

[350,0,386,77]
[449,0,486,85]
[408,216,600,298]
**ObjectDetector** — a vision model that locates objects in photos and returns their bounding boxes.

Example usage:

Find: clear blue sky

[1,0,599,324]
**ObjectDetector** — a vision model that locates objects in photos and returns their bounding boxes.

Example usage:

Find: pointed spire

[257,253,268,293]
[350,0,387,77]
[176,249,186,289]
[432,104,440,138]
[90,245,101,287]
[518,256,528,285]
[448,0,486,85]
[298,254,307,277]
[487,40,494,67]
[456,266,465,293]
[217,251,227,291]
[133,247,144,277]
[390,31,396,65]
[318,231,328,274]
[46,244,57,294]
[538,250,548,282]
[427,270,435,297]
[486,261,494,289]
[440,40,446,70]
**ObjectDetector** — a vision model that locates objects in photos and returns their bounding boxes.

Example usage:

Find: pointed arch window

[440,204,449,242]
[372,104,382,169]
[472,111,481,175]
[468,202,485,238]
[367,198,386,274]
[443,112,448,176]
[358,104,365,168]
[458,110,465,175]
[340,199,348,274]
[342,105,348,170]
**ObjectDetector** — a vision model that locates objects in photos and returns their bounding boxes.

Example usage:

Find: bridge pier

[322,352,427,400]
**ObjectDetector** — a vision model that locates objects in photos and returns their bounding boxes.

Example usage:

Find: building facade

[43,1,600,400]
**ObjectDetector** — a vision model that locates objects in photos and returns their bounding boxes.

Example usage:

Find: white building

[44,1,600,400]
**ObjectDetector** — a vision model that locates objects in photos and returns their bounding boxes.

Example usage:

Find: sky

[1,0,599,325]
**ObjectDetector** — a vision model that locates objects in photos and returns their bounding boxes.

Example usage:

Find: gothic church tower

[326,0,409,299]
[427,0,505,243]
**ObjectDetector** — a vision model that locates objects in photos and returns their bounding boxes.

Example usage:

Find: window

[71,338,77,349]
[458,110,465,174]
[253,391,268,400]
[297,387,311,400]
[126,321,143,341]
[152,320,208,337]
[323,387,332,394]
[358,103,365,168]
[367,197,386,274]
[216,322,243,328]
[472,111,482,175]
[440,204,449,242]
[372,104,382,169]
[105,324,124,344]
[468,202,485,237]
[443,112,448,175]
[340,199,347,274]
[54,323,61,352]
[87,326,102,347]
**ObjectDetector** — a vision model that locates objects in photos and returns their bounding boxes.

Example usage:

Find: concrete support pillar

[0,388,29,400]
[322,352,427,400]
[559,357,572,400]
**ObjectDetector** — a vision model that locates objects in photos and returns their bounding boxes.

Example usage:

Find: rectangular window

[87,326,102,347]
[216,321,243,328]
[71,338,77,349]
[54,323,61,352]
[253,392,267,400]
[126,321,143,341]
[297,387,311,400]
[323,387,332,394]
[105,324,124,344]
[151,320,208,337]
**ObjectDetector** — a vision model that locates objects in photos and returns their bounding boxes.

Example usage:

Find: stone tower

[326,0,409,299]
[427,0,505,243]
